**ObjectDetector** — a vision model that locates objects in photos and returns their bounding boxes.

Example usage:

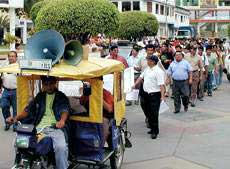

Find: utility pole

[9,7,16,50]
[165,0,168,38]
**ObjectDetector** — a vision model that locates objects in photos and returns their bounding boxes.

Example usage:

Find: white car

[224,54,230,81]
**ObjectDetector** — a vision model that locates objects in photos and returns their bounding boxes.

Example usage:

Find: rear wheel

[110,136,125,169]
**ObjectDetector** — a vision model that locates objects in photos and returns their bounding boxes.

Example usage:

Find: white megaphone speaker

[63,40,83,65]
[24,29,65,65]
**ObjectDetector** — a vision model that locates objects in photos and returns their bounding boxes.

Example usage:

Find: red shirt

[108,55,129,68]
[80,89,114,116]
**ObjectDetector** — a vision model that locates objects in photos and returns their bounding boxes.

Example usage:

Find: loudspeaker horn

[63,40,83,65]
[24,29,65,65]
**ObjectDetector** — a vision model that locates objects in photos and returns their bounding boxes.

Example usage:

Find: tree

[116,11,159,41]
[228,24,230,38]
[24,0,43,16]
[35,0,119,44]
[0,10,9,29]
[30,0,46,22]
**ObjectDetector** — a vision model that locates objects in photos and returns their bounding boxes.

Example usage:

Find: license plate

[19,59,52,70]
[16,135,30,148]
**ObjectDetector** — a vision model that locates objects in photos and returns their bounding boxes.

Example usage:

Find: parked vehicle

[176,26,197,39]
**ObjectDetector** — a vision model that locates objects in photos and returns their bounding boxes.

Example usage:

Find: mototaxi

[0,53,131,169]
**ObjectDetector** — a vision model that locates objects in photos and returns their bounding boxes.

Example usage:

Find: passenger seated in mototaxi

[79,89,114,144]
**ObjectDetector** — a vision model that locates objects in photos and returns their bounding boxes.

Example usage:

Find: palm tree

[0,10,9,29]
[0,10,9,41]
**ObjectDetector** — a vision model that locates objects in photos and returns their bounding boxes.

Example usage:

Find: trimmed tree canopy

[30,0,46,22]
[35,0,119,43]
[116,11,159,40]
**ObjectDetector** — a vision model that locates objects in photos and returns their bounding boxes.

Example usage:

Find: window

[147,2,152,13]
[160,5,164,15]
[171,7,174,16]
[122,1,131,11]
[219,0,230,6]
[133,1,140,10]
[112,2,118,8]
[183,0,198,6]
[166,7,169,16]
[176,0,181,6]
[155,4,159,14]
[59,81,91,117]
[181,15,183,22]
[175,14,178,21]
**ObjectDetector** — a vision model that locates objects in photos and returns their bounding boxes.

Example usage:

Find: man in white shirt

[197,46,209,101]
[0,51,17,131]
[133,55,165,139]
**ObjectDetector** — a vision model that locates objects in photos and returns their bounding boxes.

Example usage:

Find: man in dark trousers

[133,55,165,139]
[0,51,17,131]
[167,51,192,113]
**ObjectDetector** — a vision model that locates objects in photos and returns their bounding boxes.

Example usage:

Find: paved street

[0,78,230,169]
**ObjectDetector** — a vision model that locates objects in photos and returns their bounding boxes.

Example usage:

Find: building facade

[176,0,230,38]
[111,0,190,38]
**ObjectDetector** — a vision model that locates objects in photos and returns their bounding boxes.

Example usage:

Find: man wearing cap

[133,55,165,139]
[167,51,193,114]
[7,76,70,169]
[136,44,157,127]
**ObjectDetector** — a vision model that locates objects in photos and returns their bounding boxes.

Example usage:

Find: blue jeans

[1,89,17,125]
[42,128,69,169]
[218,65,223,85]
[212,71,219,88]
[207,72,213,94]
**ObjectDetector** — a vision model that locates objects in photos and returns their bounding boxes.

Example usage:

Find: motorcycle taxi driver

[7,76,70,169]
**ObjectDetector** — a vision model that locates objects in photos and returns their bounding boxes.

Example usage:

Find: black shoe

[4,124,11,131]
[13,125,17,132]
[199,98,204,101]
[184,107,188,112]
[191,103,195,107]
[174,110,180,114]
[151,133,157,139]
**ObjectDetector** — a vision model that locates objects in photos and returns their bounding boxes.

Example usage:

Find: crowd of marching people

[124,37,229,108]
[1,35,229,140]
[97,37,230,139]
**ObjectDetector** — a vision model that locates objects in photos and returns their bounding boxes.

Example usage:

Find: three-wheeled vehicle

[0,31,131,169]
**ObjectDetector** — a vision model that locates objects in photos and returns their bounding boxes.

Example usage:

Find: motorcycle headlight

[16,135,30,148]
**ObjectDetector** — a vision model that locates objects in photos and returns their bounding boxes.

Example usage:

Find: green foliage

[0,10,9,28]
[116,11,159,40]
[30,0,46,22]
[24,0,43,16]
[4,33,17,44]
[35,0,119,43]
[228,25,230,38]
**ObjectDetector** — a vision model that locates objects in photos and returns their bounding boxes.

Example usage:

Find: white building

[111,0,190,38]
[176,0,230,38]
